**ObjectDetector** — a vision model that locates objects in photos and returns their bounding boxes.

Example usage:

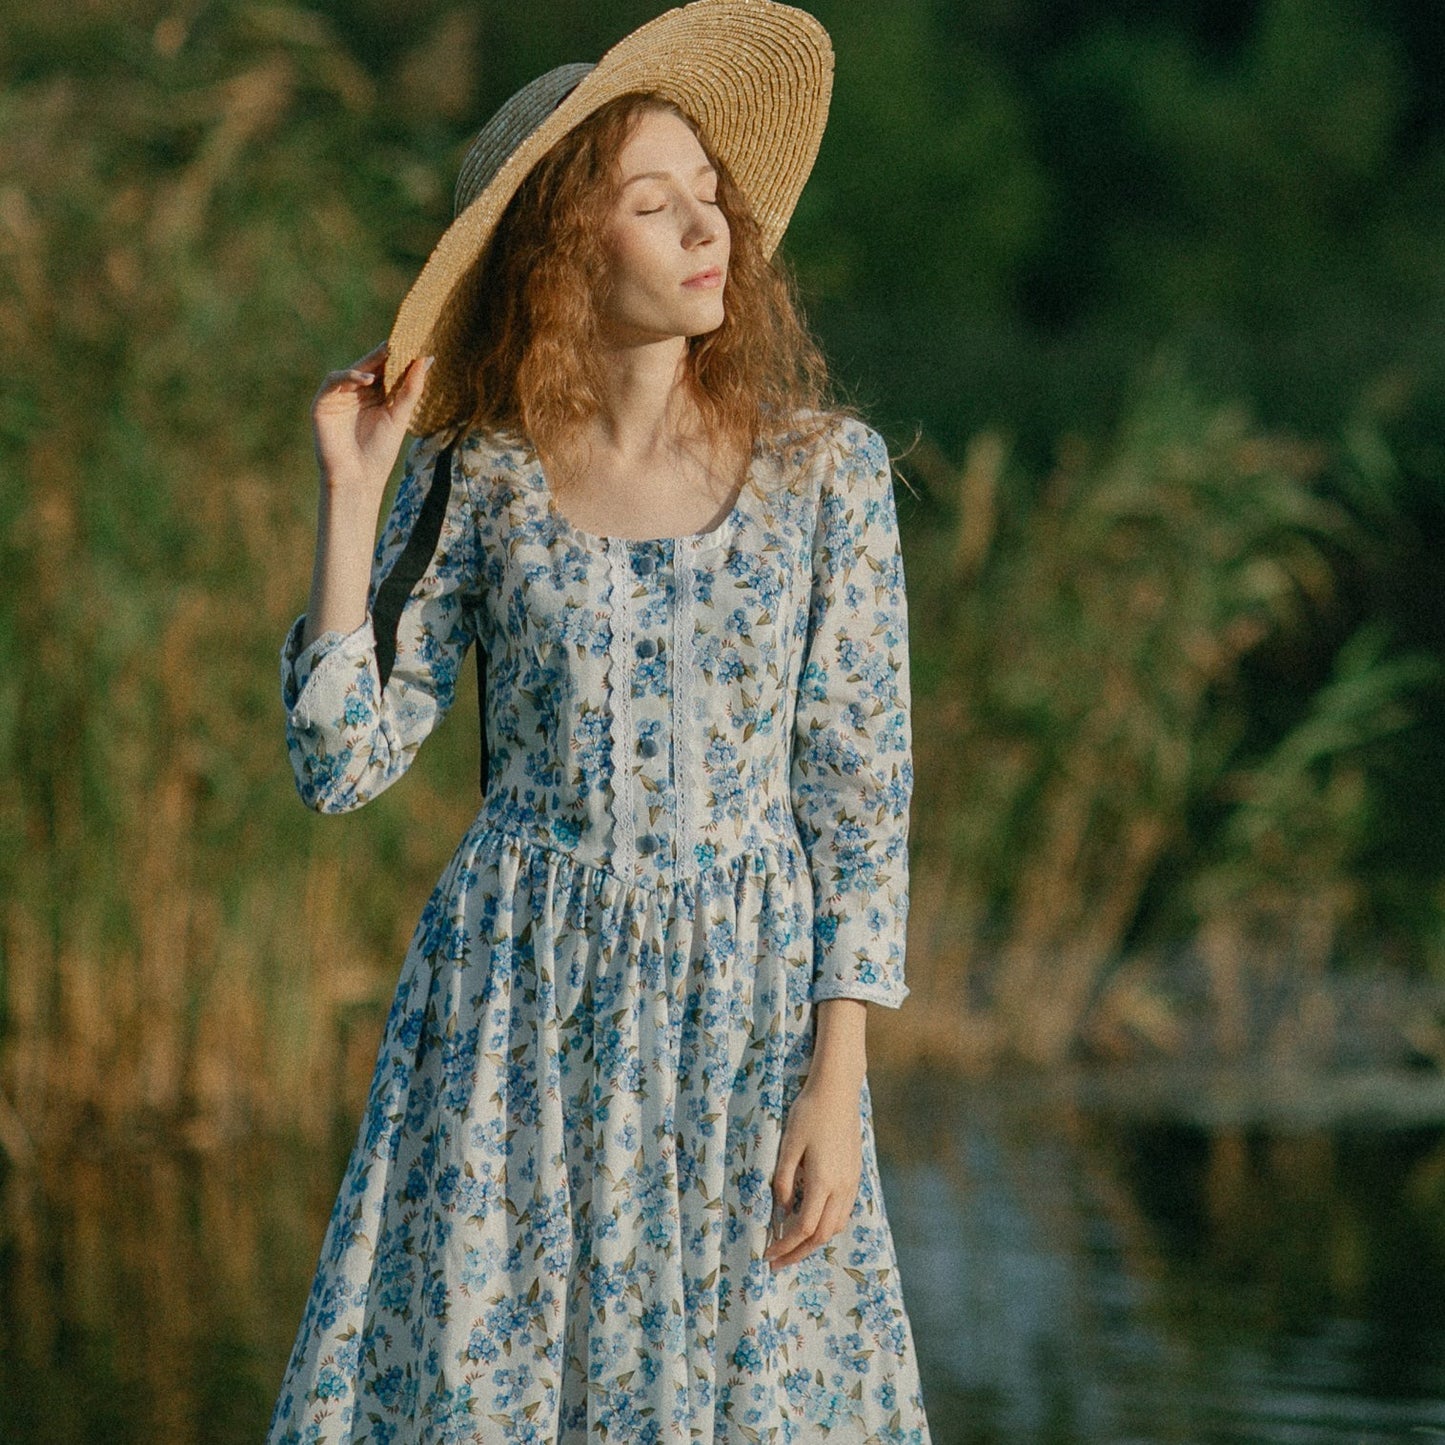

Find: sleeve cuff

[279,612,374,720]
[811,977,910,1010]
[807,882,911,1009]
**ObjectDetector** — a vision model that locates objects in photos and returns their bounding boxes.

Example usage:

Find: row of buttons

[636,636,663,764]
[628,545,668,860]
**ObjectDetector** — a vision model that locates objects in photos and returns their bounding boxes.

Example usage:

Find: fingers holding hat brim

[384,352,435,424]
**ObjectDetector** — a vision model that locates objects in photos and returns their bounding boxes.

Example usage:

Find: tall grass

[900,363,1436,1069]
[0,7,485,1142]
[0,8,1438,1143]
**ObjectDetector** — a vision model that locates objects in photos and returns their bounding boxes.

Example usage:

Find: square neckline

[526,440,758,550]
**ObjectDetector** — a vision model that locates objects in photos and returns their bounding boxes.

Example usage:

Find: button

[637,833,658,854]
[632,551,656,575]
[635,638,656,659]
[638,737,659,758]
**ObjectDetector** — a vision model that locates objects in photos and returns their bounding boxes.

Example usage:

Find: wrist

[317,475,382,519]
[809,997,867,1092]
[803,1053,867,1096]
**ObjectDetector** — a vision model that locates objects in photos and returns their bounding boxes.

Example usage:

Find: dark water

[4,1067,1445,1443]
[870,1069,1445,1445]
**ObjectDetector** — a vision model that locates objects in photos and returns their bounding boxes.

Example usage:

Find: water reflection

[4,1072,1445,1443]
[0,1133,342,1445]
[871,1068,1445,1444]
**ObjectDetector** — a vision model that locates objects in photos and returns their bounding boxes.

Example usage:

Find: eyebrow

[621,162,717,188]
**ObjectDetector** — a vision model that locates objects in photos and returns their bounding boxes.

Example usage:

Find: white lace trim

[606,538,637,880]
[673,538,698,874]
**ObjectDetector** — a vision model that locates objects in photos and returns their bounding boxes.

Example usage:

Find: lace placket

[672,537,698,874]
[606,537,638,879]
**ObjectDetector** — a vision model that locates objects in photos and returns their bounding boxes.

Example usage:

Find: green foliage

[1195,624,1436,912]
[1037,0,1413,329]
[1,0,1443,1121]
[801,0,1047,317]
[903,359,1436,1062]
[0,0,488,1133]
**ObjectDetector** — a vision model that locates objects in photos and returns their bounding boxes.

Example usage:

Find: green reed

[1,5,1438,1144]
[901,360,1436,1069]
[0,7,486,1141]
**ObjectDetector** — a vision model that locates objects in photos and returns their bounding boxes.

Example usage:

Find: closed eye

[636,199,721,215]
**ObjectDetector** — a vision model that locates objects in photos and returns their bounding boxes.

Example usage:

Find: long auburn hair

[427,90,857,495]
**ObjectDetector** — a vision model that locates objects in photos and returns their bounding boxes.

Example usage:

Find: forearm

[806,998,867,1094]
[301,480,383,652]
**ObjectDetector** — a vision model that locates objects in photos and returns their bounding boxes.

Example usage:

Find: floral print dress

[267,410,932,1444]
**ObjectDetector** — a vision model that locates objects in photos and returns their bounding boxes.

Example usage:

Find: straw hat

[383,0,835,435]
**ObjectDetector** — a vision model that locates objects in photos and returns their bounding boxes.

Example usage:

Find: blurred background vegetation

[3,0,1445,1146]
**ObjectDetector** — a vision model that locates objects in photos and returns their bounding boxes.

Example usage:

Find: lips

[682,267,722,287]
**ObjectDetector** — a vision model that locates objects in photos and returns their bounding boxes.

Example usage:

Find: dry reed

[0,8,1435,1144]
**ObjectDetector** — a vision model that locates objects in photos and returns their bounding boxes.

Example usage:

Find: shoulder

[757,406,888,495]
[751,412,894,565]
[407,423,526,471]
[767,409,892,509]
[752,408,893,535]
[414,424,538,524]
[419,423,516,476]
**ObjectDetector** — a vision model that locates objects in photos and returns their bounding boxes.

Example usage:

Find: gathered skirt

[266,820,933,1444]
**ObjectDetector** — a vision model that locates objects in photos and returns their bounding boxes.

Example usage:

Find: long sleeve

[789,419,914,1009]
[279,432,482,813]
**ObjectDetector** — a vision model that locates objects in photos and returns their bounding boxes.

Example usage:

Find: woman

[270,2,932,1440]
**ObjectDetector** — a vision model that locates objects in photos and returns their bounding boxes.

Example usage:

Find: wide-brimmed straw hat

[383,0,835,436]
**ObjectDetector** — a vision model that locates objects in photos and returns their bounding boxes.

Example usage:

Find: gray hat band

[454,62,597,217]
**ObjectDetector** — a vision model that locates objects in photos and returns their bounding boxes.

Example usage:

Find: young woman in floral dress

[269,3,932,1440]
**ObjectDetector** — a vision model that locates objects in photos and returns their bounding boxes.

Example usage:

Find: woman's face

[597,107,730,347]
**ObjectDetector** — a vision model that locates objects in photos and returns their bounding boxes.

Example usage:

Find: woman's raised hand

[311,341,434,500]
[298,342,434,653]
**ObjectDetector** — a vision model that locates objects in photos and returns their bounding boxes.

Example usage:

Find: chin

[681,303,726,337]
[609,299,725,344]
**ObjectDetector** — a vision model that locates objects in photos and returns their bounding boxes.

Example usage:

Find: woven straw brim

[384,0,834,437]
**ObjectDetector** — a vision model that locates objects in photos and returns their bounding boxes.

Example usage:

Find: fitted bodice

[279,408,914,1007]
[470,436,813,890]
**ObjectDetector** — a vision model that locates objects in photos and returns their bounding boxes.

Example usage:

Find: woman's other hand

[764,1073,863,1269]
[311,341,433,498]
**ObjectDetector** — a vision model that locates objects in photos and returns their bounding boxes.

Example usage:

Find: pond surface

[871,1068,1445,1445]
[4,1066,1445,1443]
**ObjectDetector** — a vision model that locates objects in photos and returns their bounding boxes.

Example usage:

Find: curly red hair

[426,91,856,493]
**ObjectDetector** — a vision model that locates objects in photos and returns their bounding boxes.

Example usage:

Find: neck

[585,333,699,459]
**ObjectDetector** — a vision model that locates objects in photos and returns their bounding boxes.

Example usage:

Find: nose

[682,193,723,247]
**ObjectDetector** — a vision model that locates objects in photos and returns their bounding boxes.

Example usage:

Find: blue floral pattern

[268,411,930,1442]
